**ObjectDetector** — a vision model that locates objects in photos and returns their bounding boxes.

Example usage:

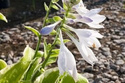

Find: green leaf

[53,16,62,22]
[50,30,57,35]
[23,58,41,82]
[52,0,59,3]
[0,13,7,23]
[46,18,55,24]
[0,45,35,83]
[63,3,68,11]
[56,38,70,45]
[44,2,49,11]
[52,4,59,10]
[61,73,75,83]
[34,68,59,83]
[36,51,44,57]
[0,59,7,70]
[76,74,89,83]
[45,49,59,66]
[24,26,40,37]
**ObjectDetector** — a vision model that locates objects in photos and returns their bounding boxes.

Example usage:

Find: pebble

[116,60,124,65]
[120,65,125,73]
[7,60,13,65]
[82,73,94,78]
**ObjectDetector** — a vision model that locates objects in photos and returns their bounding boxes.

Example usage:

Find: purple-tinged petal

[40,21,60,35]
[74,14,93,23]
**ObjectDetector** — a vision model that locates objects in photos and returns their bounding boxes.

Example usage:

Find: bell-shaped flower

[40,21,60,35]
[72,0,106,28]
[58,30,77,81]
[67,32,98,65]
[64,24,103,49]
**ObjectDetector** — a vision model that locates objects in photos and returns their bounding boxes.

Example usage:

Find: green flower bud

[62,0,80,8]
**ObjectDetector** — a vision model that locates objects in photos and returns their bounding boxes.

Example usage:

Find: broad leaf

[0,13,7,23]
[52,0,59,3]
[61,73,75,83]
[52,5,59,10]
[76,74,89,83]
[24,26,40,37]
[53,16,62,22]
[0,59,7,70]
[44,2,49,11]
[0,45,35,83]
[34,68,59,83]
[45,49,59,66]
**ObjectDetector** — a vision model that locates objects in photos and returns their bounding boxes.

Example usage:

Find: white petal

[58,31,77,81]
[90,14,106,23]
[87,23,104,28]
[85,8,103,17]
[67,33,98,65]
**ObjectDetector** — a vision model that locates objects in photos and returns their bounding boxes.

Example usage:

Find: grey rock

[7,60,13,65]
[10,28,20,33]
[120,65,125,73]
[82,73,94,78]
[114,39,125,44]
[115,80,121,83]
[102,78,110,82]
[110,63,120,71]
[101,47,110,52]
[102,51,112,57]
[116,60,124,65]
[109,81,115,83]
[103,73,112,79]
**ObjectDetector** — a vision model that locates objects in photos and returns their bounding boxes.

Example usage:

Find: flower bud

[62,0,80,8]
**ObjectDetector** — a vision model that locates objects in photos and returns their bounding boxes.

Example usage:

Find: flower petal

[85,8,103,17]
[67,33,98,65]
[58,30,77,81]
[40,21,60,35]
[74,15,93,23]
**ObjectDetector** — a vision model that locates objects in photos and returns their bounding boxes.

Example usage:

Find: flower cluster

[40,0,105,81]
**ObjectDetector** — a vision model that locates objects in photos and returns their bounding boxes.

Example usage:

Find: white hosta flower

[72,0,106,28]
[40,21,60,35]
[67,33,98,65]
[58,30,77,81]
[64,25,103,49]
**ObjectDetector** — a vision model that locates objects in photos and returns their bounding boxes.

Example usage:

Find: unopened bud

[62,0,80,8]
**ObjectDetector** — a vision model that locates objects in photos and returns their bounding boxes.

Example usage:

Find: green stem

[33,35,41,58]
[41,7,71,69]
[42,0,53,27]
[42,28,60,68]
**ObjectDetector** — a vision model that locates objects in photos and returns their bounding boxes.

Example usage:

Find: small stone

[102,78,110,82]
[120,65,125,73]
[111,76,118,80]
[109,81,115,83]
[103,73,112,79]
[102,51,112,57]
[114,39,125,44]
[82,73,94,78]
[110,63,119,71]
[101,47,110,52]
[116,60,124,65]
[7,60,13,65]
[115,80,121,83]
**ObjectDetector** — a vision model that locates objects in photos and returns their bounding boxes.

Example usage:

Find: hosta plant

[0,0,106,83]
